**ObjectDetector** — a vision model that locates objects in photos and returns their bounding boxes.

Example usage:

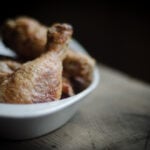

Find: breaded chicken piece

[0,23,73,104]
[1,16,47,59]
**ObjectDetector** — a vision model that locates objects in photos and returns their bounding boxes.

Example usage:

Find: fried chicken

[1,16,95,90]
[0,23,73,103]
[1,16,47,59]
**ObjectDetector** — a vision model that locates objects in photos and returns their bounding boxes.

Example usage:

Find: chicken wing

[0,23,73,104]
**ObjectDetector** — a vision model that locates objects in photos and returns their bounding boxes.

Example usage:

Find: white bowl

[0,40,100,140]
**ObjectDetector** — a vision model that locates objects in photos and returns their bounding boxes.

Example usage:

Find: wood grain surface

[0,65,150,150]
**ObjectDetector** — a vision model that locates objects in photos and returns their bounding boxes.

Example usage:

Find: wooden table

[0,65,150,150]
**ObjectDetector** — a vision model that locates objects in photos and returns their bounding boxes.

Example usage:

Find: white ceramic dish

[0,39,100,140]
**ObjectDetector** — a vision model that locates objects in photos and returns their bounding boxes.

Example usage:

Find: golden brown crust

[1,54,62,103]
[1,16,47,59]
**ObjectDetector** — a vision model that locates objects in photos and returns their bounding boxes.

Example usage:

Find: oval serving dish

[0,39,100,140]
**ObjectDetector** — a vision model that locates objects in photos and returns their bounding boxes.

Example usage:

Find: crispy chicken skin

[0,23,73,104]
[1,16,47,59]
[0,60,75,99]
[0,60,74,99]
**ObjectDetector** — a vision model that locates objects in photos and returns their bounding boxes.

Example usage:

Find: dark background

[0,1,150,83]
